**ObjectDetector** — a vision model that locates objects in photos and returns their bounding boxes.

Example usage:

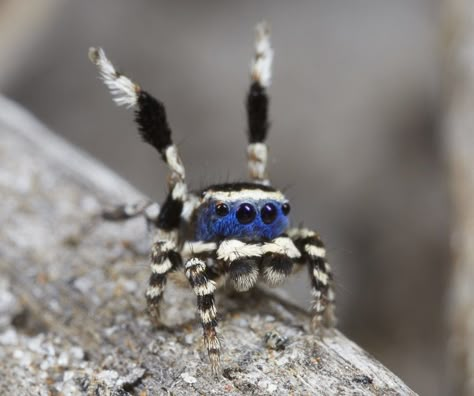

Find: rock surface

[0,96,415,395]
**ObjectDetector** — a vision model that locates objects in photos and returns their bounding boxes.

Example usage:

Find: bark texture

[0,96,414,395]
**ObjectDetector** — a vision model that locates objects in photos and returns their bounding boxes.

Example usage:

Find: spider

[89,22,336,374]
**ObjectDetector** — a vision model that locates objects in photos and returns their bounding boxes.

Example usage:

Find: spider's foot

[324,306,337,328]
[210,353,222,377]
[205,329,222,377]
[147,303,163,328]
[310,315,336,338]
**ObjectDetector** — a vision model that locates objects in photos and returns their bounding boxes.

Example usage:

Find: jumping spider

[89,22,336,374]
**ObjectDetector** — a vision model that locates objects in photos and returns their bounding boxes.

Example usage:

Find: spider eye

[215,203,229,216]
[261,203,277,224]
[236,203,256,224]
[282,202,291,216]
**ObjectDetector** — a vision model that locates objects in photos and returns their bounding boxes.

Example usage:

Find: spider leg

[144,186,188,324]
[288,228,337,331]
[260,236,301,286]
[246,22,273,185]
[102,201,160,223]
[145,230,182,325]
[89,47,188,201]
[90,48,191,324]
[216,239,262,292]
[185,257,220,375]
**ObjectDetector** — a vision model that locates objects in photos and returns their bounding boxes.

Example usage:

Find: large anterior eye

[236,203,256,224]
[215,202,229,216]
[261,203,277,224]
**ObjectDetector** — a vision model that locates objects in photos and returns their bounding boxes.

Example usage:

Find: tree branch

[0,96,414,395]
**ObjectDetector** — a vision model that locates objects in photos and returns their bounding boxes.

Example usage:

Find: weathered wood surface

[0,96,414,395]
[443,1,474,395]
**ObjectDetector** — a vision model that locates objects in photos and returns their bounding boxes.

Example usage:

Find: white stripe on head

[202,189,285,203]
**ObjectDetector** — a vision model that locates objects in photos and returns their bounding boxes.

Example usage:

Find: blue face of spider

[195,183,291,242]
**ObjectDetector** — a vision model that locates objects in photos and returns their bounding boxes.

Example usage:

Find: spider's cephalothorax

[196,182,290,241]
[90,22,336,375]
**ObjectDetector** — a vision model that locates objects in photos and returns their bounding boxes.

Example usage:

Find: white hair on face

[89,47,139,108]
[250,21,274,88]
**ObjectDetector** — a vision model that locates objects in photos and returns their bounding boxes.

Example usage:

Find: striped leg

[246,22,273,185]
[260,236,301,286]
[89,48,190,326]
[102,201,160,223]
[89,47,188,202]
[185,258,220,374]
[145,232,182,325]
[289,228,336,331]
[216,239,262,292]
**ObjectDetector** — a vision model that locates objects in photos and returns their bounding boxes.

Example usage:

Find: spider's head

[195,182,290,242]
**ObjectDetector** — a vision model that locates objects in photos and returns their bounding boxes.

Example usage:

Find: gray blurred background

[0,1,447,394]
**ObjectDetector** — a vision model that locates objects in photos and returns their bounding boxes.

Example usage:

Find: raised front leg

[246,22,273,185]
[185,257,221,375]
[289,228,336,332]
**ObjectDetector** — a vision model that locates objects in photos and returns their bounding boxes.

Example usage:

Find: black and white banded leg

[216,239,262,292]
[260,236,301,286]
[102,200,160,225]
[246,21,273,185]
[145,188,186,324]
[185,258,221,374]
[145,230,182,325]
[90,48,189,323]
[89,47,188,212]
[289,228,336,331]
